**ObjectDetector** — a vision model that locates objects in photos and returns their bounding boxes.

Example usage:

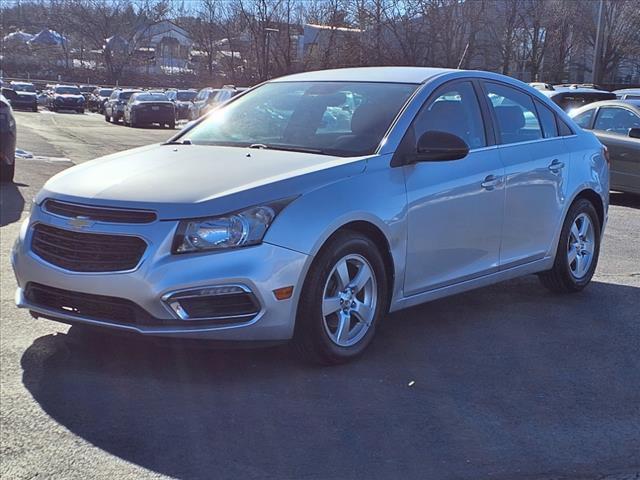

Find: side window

[484,82,543,145]
[412,81,486,149]
[572,109,595,129]
[534,99,558,138]
[593,107,640,135]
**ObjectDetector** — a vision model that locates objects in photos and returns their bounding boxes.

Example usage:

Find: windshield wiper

[249,143,327,155]
[165,139,192,145]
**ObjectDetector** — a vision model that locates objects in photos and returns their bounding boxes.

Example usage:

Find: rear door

[480,81,571,269]
[592,106,640,192]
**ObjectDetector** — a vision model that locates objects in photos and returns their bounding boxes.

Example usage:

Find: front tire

[293,231,389,365]
[539,198,601,293]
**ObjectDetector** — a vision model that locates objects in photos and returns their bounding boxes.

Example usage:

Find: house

[132,20,193,73]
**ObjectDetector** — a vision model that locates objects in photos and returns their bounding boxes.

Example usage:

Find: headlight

[172,200,294,254]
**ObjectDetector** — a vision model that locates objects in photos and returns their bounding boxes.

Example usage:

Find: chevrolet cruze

[12,67,609,364]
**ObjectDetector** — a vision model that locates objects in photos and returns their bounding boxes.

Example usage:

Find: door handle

[548,159,565,172]
[481,175,501,190]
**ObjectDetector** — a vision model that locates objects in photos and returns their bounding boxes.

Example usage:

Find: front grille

[31,223,147,272]
[179,294,259,319]
[43,199,157,224]
[24,283,153,325]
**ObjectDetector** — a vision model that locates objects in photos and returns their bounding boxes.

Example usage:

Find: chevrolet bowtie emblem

[68,217,93,229]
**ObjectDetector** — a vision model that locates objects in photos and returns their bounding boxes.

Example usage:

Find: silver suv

[12,67,609,364]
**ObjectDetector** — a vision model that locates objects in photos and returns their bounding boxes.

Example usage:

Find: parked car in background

[570,99,640,195]
[614,88,640,101]
[104,89,141,123]
[0,91,17,182]
[9,81,38,112]
[188,87,220,120]
[213,85,248,104]
[123,91,175,129]
[46,85,86,113]
[79,85,98,101]
[88,87,114,113]
[12,67,609,364]
[166,89,197,120]
[539,85,616,113]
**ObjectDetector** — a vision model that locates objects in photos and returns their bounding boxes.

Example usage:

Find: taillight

[602,145,610,166]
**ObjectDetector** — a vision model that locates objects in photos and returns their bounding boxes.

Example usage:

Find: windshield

[13,83,36,92]
[184,81,417,156]
[99,89,113,96]
[55,86,81,95]
[177,91,197,101]
[135,93,168,102]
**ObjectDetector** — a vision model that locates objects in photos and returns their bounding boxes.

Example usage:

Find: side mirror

[410,131,469,162]
[629,127,640,139]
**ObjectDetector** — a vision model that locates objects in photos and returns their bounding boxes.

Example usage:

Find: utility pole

[592,0,604,85]
[264,27,279,80]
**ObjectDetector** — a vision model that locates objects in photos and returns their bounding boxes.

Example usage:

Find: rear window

[119,91,138,100]
[55,86,81,95]
[553,92,616,112]
[134,93,168,102]
[177,91,197,101]
[99,89,113,96]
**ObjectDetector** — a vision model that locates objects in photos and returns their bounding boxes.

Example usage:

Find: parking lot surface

[1,111,639,480]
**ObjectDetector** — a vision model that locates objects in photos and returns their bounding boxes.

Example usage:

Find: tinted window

[412,81,486,149]
[535,99,558,138]
[119,91,138,101]
[99,89,113,96]
[177,91,197,101]
[593,107,640,135]
[484,82,542,144]
[55,86,81,95]
[134,93,168,102]
[186,81,417,157]
[12,83,36,92]
[572,109,595,129]
[557,118,574,136]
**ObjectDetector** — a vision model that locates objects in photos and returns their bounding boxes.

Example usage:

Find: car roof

[570,99,640,115]
[613,88,640,94]
[270,66,455,84]
[539,87,614,98]
[11,81,34,85]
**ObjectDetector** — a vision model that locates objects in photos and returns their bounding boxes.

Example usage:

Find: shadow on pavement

[0,181,26,226]
[610,192,640,209]
[21,277,640,480]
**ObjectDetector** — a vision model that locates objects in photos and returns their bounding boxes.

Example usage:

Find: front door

[403,80,505,296]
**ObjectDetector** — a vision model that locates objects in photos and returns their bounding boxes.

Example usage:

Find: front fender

[265,154,408,302]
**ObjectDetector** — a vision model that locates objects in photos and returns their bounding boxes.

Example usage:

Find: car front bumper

[12,207,309,341]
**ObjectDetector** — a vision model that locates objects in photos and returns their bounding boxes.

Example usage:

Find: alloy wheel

[321,254,377,347]
[567,213,595,279]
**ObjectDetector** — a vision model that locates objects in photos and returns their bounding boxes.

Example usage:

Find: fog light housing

[162,285,260,322]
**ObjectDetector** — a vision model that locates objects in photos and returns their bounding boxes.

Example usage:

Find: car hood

[37,144,368,219]
[16,92,37,98]
[56,94,83,99]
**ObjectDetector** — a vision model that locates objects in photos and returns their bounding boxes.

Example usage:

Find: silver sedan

[12,67,609,364]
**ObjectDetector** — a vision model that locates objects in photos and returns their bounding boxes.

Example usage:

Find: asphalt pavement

[1,110,639,480]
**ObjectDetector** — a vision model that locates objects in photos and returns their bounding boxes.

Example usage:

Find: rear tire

[32,105,38,112]
[167,120,175,129]
[539,198,601,293]
[293,230,389,365]
[0,162,15,183]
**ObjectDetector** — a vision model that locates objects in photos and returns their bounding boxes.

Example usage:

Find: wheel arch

[573,188,605,231]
